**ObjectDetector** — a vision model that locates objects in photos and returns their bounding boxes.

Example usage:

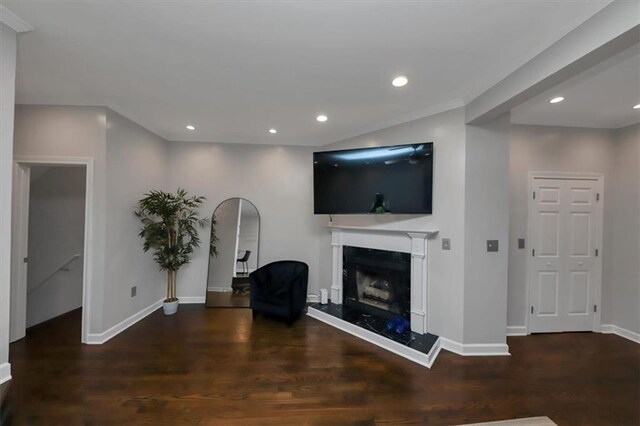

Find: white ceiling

[6,0,612,146]
[512,44,640,129]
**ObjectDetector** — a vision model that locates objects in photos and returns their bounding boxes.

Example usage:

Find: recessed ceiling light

[549,97,564,104]
[633,104,640,109]
[392,75,408,87]
[269,128,277,134]
[317,115,328,122]
[186,125,195,130]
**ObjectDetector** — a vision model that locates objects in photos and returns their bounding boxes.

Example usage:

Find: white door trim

[11,156,94,344]
[525,171,604,335]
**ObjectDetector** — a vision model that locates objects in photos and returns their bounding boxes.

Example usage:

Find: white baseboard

[440,337,510,356]
[86,299,163,345]
[507,325,528,336]
[601,324,640,344]
[178,296,205,304]
[0,362,11,385]
[208,286,232,292]
[307,294,320,303]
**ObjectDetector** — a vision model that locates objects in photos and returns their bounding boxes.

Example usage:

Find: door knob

[546,262,552,267]
[578,261,584,266]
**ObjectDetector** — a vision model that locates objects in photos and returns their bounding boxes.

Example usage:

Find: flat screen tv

[313,142,433,215]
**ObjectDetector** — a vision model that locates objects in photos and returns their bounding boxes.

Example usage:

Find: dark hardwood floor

[4,306,639,425]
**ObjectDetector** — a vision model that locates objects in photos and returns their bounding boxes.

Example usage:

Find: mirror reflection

[206,198,260,308]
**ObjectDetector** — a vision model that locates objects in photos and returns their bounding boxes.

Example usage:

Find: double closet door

[529,176,602,333]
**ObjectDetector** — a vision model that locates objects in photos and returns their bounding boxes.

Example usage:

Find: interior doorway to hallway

[10,157,94,344]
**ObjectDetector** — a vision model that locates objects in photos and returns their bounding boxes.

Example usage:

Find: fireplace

[307,225,441,368]
[343,246,411,322]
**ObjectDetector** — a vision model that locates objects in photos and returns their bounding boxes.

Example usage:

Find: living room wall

[319,107,468,344]
[609,123,640,335]
[12,105,170,336]
[167,141,327,301]
[0,22,17,386]
[508,123,640,336]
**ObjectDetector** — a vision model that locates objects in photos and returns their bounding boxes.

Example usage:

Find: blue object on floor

[386,315,410,334]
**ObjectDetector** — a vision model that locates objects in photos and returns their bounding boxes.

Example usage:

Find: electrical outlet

[487,240,499,252]
[131,286,137,297]
[442,238,451,251]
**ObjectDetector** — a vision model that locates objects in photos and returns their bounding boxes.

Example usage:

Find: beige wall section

[508,124,616,328]
[13,105,108,332]
[321,108,467,343]
[168,141,326,301]
[27,166,86,328]
[103,109,168,331]
[610,123,640,334]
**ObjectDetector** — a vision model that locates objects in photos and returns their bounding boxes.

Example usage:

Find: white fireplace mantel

[326,225,438,335]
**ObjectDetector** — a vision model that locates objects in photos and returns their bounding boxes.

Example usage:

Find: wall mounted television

[313,142,433,215]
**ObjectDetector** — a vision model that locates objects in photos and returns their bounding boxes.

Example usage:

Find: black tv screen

[313,143,433,214]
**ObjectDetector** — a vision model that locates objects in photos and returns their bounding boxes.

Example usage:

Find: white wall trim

[0,6,34,33]
[601,324,640,344]
[86,299,163,345]
[0,362,11,385]
[12,156,95,344]
[440,337,511,356]
[178,296,205,304]
[507,326,528,336]
[307,294,320,303]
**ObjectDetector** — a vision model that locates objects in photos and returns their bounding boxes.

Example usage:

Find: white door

[529,176,602,333]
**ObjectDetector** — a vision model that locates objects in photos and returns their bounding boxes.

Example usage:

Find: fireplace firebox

[343,246,411,322]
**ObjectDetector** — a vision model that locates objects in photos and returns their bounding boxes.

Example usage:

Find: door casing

[10,156,94,344]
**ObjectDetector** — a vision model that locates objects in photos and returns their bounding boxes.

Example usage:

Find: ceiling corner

[0,6,34,33]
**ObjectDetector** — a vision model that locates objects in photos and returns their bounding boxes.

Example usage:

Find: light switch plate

[487,240,499,252]
[442,238,451,251]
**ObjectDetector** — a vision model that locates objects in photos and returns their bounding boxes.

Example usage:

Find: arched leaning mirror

[205,198,260,308]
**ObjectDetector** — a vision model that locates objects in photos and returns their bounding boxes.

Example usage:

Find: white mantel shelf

[326,224,439,239]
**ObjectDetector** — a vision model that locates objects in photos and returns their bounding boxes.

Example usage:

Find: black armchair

[250,260,309,324]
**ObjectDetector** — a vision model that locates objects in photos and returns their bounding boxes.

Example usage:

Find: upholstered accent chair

[249,260,309,324]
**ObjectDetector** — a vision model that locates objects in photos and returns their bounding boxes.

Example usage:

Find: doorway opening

[10,157,93,344]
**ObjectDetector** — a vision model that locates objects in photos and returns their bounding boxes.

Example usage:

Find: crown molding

[0,6,34,33]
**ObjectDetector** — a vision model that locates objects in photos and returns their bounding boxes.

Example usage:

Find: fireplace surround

[307,225,441,368]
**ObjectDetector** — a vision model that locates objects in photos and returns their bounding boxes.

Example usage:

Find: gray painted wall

[13,105,108,333]
[508,124,617,328]
[610,123,639,334]
[103,109,169,331]
[464,114,510,344]
[26,166,86,328]
[321,108,468,343]
[167,141,326,300]
[0,22,17,383]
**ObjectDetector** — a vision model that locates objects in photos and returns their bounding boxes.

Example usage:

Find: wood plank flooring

[4,306,639,425]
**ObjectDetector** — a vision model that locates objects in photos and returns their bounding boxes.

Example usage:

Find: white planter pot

[163,299,179,315]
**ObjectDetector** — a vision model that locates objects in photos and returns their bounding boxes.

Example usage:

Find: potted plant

[135,188,210,315]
